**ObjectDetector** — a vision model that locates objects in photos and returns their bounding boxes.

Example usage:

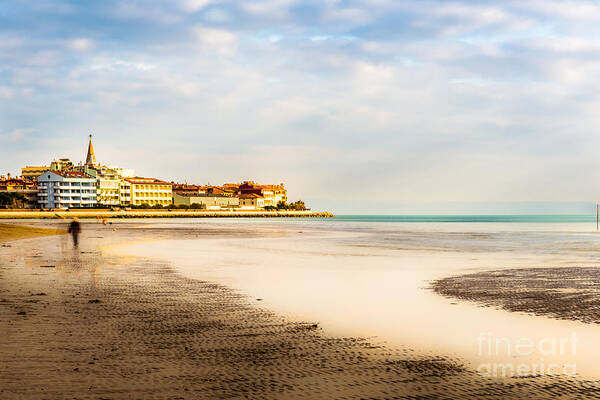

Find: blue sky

[2,0,600,213]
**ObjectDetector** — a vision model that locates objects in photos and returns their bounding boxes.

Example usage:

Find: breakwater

[0,210,334,219]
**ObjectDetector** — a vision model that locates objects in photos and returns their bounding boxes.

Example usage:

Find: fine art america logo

[476,332,578,377]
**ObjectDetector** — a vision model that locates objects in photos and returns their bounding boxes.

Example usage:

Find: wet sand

[0,223,66,242]
[3,223,600,398]
[433,267,600,325]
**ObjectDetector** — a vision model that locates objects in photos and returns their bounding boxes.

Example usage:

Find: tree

[0,192,26,208]
[276,200,288,210]
[0,192,12,208]
[288,200,307,211]
[13,193,26,208]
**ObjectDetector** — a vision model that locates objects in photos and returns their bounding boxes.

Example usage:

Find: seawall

[0,210,334,219]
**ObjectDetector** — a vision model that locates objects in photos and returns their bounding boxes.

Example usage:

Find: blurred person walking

[68,217,81,247]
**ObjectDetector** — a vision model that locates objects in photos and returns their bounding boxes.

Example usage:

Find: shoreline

[0,210,334,219]
[2,225,600,398]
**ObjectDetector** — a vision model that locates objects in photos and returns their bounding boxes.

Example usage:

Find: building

[36,171,97,209]
[239,193,264,209]
[0,174,35,190]
[259,184,287,207]
[119,179,131,206]
[50,158,74,172]
[85,134,96,166]
[79,166,122,207]
[124,177,172,207]
[172,183,204,195]
[173,192,239,209]
[69,136,135,207]
[0,175,38,208]
[170,181,288,210]
[21,166,49,179]
[96,174,121,207]
[112,167,135,178]
[203,186,233,196]
[238,181,287,207]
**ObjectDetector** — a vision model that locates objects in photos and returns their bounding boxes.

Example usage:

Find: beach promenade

[0,209,334,219]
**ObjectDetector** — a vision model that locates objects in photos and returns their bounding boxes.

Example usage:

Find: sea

[333,214,597,223]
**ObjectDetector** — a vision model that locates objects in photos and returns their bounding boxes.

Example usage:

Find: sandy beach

[3,220,600,399]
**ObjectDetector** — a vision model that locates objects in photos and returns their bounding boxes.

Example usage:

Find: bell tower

[85,134,96,166]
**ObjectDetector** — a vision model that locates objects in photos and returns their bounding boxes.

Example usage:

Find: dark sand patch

[0,223,65,243]
[3,230,600,398]
[432,267,600,325]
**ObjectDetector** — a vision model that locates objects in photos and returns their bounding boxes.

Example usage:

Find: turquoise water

[333,214,596,223]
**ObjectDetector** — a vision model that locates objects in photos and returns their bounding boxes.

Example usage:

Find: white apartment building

[36,171,97,209]
[124,177,172,207]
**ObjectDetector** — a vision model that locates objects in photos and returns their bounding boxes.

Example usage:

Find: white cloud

[180,0,215,13]
[203,8,231,22]
[193,26,238,56]
[241,0,297,19]
[113,3,181,24]
[523,0,600,21]
[0,36,23,49]
[526,37,600,53]
[428,3,534,37]
[435,4,510,24]
[26,50,59,67]
[544,58,600,85]
[67,38,94,51]
[1,128,35,142]
[0,86,14,98]
[90,59,155,71]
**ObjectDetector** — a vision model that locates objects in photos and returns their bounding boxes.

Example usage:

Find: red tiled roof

[64,171,92,178]
[48,170,93,179]
[125,177,171,186]
[172,183,201,190]
[0,178,29,185]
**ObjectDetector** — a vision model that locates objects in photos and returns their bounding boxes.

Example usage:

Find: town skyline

[2,135,296,211]
[3,132,598,215]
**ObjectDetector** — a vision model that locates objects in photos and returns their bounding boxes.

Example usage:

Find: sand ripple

[432,267,600,325]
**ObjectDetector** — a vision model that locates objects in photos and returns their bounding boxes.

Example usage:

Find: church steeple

[86,134,96,165]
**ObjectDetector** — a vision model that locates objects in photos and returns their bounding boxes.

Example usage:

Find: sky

[2,0,600,213]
